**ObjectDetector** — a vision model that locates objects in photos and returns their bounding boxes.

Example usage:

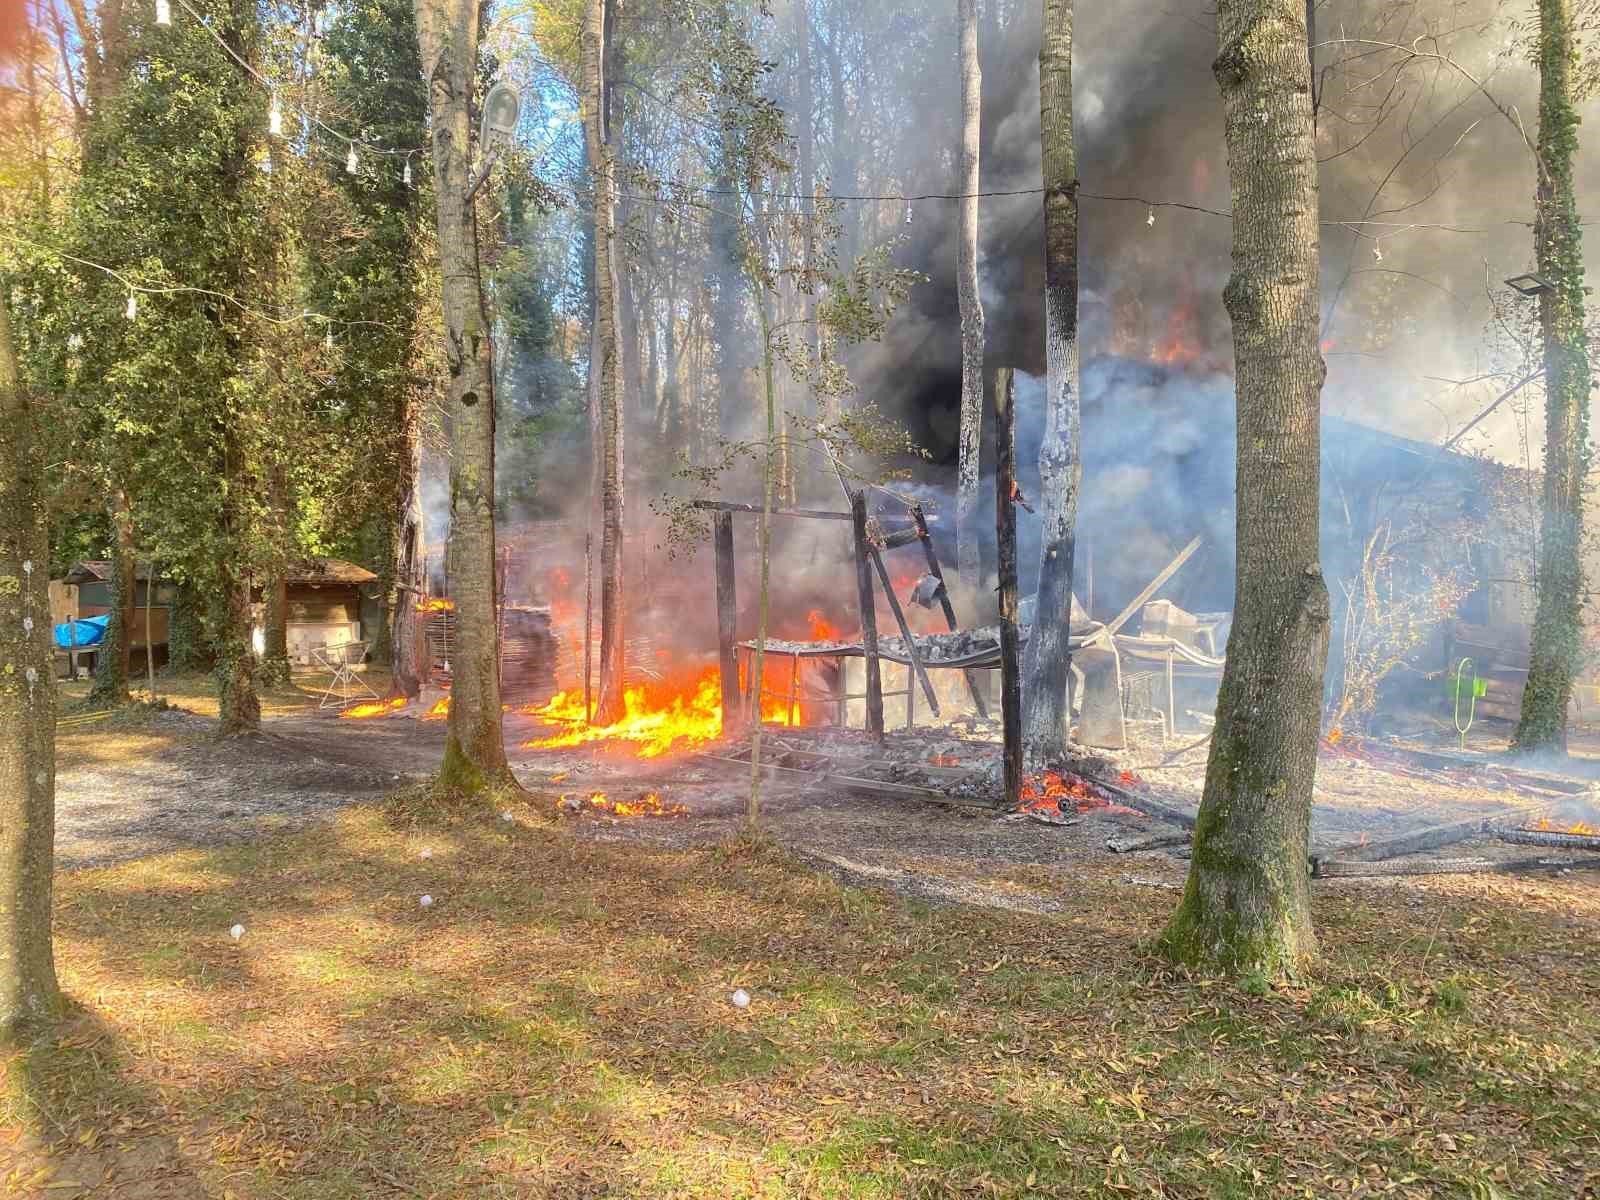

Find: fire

[929,754,962,767]
[808,609,841,640]
[1532,817,1600,835]
[422,696,449,720]
[522,665,801,758]
[339,697,407,720]
[1019,770,1141,818]
[583,790,687,817]
[417,597,455,613]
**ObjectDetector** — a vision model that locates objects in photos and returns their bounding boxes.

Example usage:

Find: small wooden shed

[260,557,380,664]
[61,561,174,660]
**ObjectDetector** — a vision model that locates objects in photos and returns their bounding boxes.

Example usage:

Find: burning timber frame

[692,492,988,737]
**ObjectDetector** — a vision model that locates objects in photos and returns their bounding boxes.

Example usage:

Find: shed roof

[286,557,379,586]
[62,561,159,585]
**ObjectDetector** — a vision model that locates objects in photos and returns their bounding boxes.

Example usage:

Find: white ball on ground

[229,924,245,941]
[419,894,434,908]
[731,988,751,1009]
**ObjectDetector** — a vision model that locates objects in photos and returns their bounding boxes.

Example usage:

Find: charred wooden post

[994,367,1023,807]
[713,512,740,723]
[911,503,989,717]
[583,530,594,722]
[852,490,886,736]
[867,544,940,715]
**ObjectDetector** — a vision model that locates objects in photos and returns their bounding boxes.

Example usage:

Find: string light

[269,95,283,137]
[155,0,170,25]
[346,143,359,175]
[125,292,139,320]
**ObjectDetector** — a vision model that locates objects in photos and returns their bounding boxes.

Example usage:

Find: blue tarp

[54,614,110,649]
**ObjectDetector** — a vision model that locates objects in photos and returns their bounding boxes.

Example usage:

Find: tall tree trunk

[1158,0,1329,981]
[416,0,513,790]
[796,0,820,430]
[216,420,261,736]
[258,462,291,687]
[583,0,627,724]
[88,489,134,706]
[262,573,289,685]
[955,0,985,587]
[388,427,426,699]
[1021,0,1081,763]
[0,300,63,1035]
[1513,0,1591,756]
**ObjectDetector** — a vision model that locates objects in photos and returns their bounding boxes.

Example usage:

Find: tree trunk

[1020,0,1082,764]
[258,460,291,688]
[0,299,63,1036]
[1158,0,1329,982]
[797,0,820,430]
[955,0,985,587]
[261,572,289,686]
[389,431,426,699]
[415,0,513,791]
[583,0,627,725]
[1513,0,1591,756]
[88,489,134,706]
[215,417,261,735]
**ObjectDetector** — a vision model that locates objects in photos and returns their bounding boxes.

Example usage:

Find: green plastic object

[1451,657,1484,748]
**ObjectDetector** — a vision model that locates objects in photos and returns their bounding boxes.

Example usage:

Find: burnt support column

[852,491,885,736]
[713,511,740,724]
[912,503,988,717]
[994,367,1023,807]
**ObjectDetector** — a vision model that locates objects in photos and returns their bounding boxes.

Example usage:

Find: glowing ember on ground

[582,790,687,817]
[422,696,449,720]
[929,754,962,767]
[522,665,799,758]
[1532,817,1600,835]
[417,597,454,613]
[340,697,407,720]
[1019,770,1141,818]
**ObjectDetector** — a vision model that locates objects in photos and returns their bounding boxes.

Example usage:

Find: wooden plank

[690,500,851,520]
[867,544,939,715]
[1496,827,1600,853]
[1102,535,1203,639]
[1315,801,1564,864]
[690,753,993,808]
[713,512,740,722]
[852,491,885,736]
[993,367,1022,809]
[911,503,989,718]
[1090,776,1199,829]
[1106,831,1192,854]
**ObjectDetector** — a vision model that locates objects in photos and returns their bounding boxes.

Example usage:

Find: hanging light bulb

[155,0,170,24]
[125,292,139,320]
[402,156,412,187]
[269,96,283,137]
[346,143,359,175]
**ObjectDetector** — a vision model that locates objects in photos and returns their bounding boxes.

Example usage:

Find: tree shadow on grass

[2,1004,209,1198]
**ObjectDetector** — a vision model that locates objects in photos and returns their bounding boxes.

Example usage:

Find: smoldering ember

[4,0,1600,1195]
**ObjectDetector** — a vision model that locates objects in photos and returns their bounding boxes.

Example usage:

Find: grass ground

[3,795,1597,1199]
[52,670,399,771]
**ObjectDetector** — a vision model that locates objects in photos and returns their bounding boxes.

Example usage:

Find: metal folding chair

[312,640,378,710]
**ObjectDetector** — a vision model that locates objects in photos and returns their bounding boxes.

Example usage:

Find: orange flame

[422,696,449,720]
[522,665,800,758]
[584,790,687,818]
[1532,817,1600,835]
[417,598,454,613]
[808,609,841,640]
[340,697,407,720]
[1019,770,1141,818]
